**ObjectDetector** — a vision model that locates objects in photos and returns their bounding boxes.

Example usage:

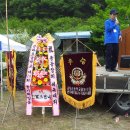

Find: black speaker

[120,55,130,68]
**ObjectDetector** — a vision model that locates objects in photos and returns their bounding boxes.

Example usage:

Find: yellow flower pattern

[31,35,50,87]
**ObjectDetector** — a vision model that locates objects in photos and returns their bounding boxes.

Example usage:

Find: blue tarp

[55,31,92,39]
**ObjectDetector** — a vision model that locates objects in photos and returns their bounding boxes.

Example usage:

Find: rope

[60,38,102,66]
[77,39,95,52]
[61,40,76,55]
[62,39,95,55]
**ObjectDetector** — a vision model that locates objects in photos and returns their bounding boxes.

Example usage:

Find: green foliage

[0,0,104,19]
[11,29,30,44]
[0,0,130,57]
[0,19,6,34]
[0,16,85,35]
[47,17,83,33]
[21,18,50,35]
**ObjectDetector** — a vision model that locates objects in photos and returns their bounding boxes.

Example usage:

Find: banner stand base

[74,108,79,129]
[42,107,45,115]
[74,108,92,129]
[42,107,45,123]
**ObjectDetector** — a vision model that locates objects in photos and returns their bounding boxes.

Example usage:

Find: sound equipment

[120,55,130,68]
[118,27,130,70]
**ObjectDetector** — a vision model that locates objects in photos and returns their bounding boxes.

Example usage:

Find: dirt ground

[0,91,130,130]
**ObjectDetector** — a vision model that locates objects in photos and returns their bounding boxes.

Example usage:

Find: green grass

[0,91,130,130]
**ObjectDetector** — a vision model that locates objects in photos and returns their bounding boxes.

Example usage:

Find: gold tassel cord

[60,39,101,67]
[78,40,101,66]
[62,40,77,55]
[12,50,17,97]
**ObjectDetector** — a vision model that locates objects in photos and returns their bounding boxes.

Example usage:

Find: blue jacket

[104,19,121,45]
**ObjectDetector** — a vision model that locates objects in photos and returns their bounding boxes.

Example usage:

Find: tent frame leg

[1,92,15,124]
[0,50,3,101]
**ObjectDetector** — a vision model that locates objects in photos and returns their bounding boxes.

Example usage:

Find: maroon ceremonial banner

[6,50,17,97]
[60,52,97,109]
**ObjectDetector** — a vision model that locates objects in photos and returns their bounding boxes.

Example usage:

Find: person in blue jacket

[104,9,122,72]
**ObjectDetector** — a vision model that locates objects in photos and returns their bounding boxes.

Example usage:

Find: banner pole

[74,32,79,129]
[1,0,16,123]
[76,32,79,53]
[74,108,79,129]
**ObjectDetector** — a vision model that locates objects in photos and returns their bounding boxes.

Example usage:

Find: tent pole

[0,50,3,101]
[1,92,12,124]
[5,0,10,51]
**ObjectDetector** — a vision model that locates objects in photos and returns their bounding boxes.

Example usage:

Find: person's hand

[119,35,122,42]
[116,20,119,25]
[115,18,119,25]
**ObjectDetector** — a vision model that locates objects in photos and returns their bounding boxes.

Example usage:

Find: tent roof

[0,34,27,52]
[55,31,92,39]
[0,62,6,70]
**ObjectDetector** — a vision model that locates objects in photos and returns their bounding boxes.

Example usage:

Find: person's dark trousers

[105,43,119,70]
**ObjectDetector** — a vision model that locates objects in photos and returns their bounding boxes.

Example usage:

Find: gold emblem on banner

[80,57,86,65]
[68,58,73,65]
[69,67,86,86]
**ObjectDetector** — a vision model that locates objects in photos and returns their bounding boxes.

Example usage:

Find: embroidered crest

[70,67,86,86]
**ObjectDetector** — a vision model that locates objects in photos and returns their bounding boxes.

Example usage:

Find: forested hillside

[0,0,106,19]
[0,0,130,46]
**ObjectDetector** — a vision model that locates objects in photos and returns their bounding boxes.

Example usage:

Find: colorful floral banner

[47,42,60,116]
[60,52,97,109]
[25,43,37,115]
[6,50,17,97]
[25,34,59,116]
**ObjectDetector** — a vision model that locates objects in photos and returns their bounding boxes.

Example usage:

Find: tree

[0,0,105,19]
